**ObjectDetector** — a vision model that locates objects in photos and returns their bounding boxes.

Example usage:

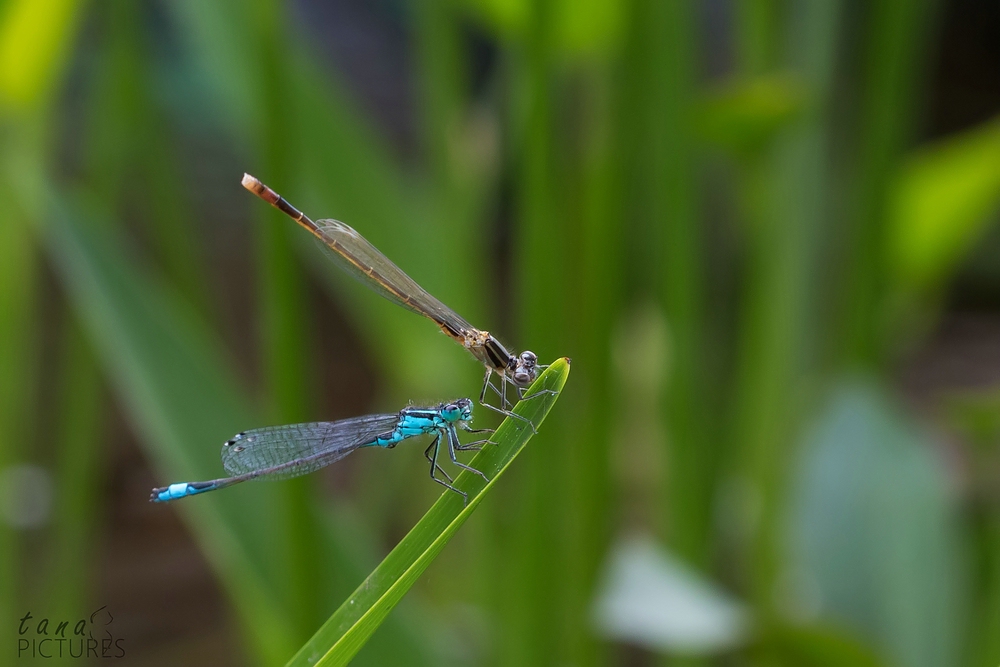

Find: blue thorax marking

[369,406,465,449]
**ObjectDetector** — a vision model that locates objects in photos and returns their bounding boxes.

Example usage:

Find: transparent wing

[220,413,400,480]
[312,219,479,340]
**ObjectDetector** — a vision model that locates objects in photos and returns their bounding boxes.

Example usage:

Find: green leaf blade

[287,359,571,667]
[890,116,1000,290]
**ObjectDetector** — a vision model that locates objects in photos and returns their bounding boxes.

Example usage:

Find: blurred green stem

[0,170,38,646]
[81,0,140,205]
[732,1,842,610]
[410,0,489,354]
[972,518,1000,666]
[252,0,320,643]
[841,0,937,366]
[561,66,622,667]
[414,0,465,191]
[45,323,104,618]
[506,1,572,664]
[0,0,85,636]
[98,0,212,316]
[649,0,714,567]
[736,0,781,75]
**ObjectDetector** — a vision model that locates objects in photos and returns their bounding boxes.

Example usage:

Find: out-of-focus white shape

[592,535,750,654]
[0,463,53,528]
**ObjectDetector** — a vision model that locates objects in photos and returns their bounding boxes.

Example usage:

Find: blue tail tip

[150,482,191,503]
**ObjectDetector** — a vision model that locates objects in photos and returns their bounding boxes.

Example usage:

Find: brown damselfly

[242,173,551,429]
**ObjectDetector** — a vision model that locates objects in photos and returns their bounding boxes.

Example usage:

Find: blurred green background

[2,0,1000,665]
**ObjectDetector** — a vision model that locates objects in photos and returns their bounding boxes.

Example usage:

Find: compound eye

[520,350,537,366]
[513,371,532,386]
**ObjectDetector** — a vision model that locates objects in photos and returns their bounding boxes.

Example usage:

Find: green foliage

[0,175,38,651]
[754,622,890,667]
[0,0,84,109]
[890,117,1000,290]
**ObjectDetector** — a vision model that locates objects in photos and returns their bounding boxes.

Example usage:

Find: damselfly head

[511,350,538,387]
[443,398,474,422]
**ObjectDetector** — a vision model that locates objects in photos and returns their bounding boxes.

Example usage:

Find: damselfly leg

[426,434,467,503]
[479,369,511,410]
[423,438,454,483]
[446,427,490,483]
[517,386,559,403]
[461,425,495,435]
[478,369,543,434]
[512,363,558,404]
[455,423,496,450]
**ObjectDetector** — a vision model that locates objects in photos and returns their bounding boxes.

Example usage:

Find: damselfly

[242,174,552,429]
[150,399,490,504]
